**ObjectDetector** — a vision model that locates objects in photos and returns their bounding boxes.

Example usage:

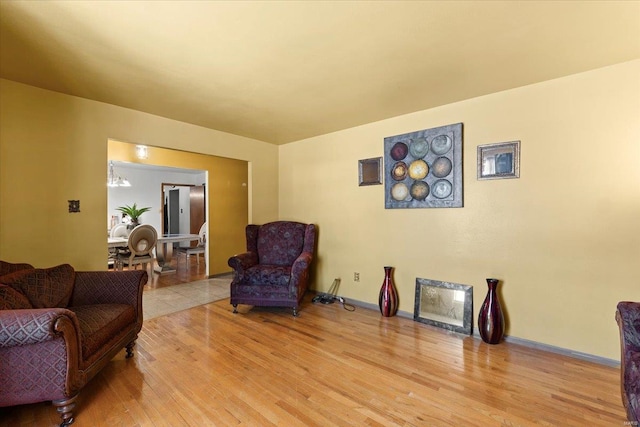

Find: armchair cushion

[1,264,75,308]
[244,265,292,287]
[70,304,136,363]
[0,285,32,310]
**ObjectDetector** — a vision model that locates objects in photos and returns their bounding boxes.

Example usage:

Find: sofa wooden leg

[125,340,136,358]
[293,307,299,317]
[232,304,238,313]
[53,394,77,426]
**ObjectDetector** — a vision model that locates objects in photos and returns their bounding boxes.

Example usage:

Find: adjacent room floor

[143,276,231,319]
[132,255,232,318]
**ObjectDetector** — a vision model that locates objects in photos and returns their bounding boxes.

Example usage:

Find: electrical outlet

[354,272,360,282]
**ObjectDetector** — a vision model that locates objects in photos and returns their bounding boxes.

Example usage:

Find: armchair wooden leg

[293,307,299,317]
[52,394,77,427]
[125,340,136,358]
[232,304,238,313]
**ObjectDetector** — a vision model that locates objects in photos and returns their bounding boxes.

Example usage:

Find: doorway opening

[108,139,249,276]
[162,183,206,249]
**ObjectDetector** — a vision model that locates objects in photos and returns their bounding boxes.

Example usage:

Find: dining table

[108,233,200,274]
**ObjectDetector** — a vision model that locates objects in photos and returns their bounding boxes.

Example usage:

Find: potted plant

[116,203,151,230]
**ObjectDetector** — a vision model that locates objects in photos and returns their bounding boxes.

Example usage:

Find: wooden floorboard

[0,263,627,426]
[144,254,208,289]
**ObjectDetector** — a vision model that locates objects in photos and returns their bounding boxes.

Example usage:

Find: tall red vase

[478,278,504,344]
[379,266,399,317]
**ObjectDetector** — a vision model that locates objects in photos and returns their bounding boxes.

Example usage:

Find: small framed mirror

[414,278,473,335]
[477,141,520,180]
[358,157,383,186]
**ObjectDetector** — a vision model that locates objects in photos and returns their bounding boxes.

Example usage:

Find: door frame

[161,183,195,235]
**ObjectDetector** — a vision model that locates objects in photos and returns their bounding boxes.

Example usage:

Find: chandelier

[107,161,131,187]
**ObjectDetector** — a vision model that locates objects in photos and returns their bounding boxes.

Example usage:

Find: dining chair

[116,224,158,273]
[110,223,128,238]
[108,223,130,267]
[177,222,207,267]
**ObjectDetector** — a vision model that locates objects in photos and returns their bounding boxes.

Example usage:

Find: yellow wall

[279,60,640,360]
[0,79,279,271]
[1,60,638,359]
[108,140,248,275]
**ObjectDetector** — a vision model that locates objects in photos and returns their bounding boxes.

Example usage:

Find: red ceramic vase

[478,278,505,344]
[379,266,399,317]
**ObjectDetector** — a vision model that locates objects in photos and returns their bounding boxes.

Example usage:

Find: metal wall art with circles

[384,123,463,209]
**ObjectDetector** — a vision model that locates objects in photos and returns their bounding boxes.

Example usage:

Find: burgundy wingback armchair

[0,260,147,427]
[616,301,640,424]
[228,221,316,316]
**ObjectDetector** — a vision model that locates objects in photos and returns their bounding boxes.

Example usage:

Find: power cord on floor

[334,296,356,312]
[312,294,356,311]
[311,278,355,311]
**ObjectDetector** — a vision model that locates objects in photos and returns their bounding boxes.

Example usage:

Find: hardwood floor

[146,254,208,289]
[0,267,626,426]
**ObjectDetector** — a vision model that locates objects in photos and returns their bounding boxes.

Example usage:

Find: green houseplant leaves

[116,203,151,224]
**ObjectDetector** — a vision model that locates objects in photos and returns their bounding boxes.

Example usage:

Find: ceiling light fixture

[107,161,132,187]
[136,145,148,159]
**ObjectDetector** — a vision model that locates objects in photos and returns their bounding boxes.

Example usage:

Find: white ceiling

[1,1,638,145]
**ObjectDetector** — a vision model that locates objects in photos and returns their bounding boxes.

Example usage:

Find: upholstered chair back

[127,224,157,256]
[251,222,309,266]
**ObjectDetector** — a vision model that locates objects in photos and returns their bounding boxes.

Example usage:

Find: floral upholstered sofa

[616,301,640,424]
[0,260,147,426]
